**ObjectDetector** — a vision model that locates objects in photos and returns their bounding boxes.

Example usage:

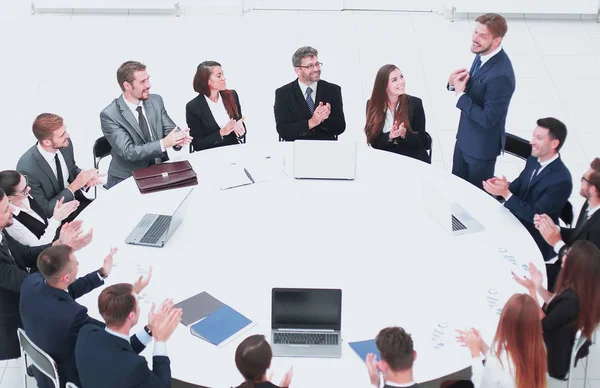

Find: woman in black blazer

[233,335,292,388]
[365,64,431,163]
[186,61,246,152]
[514,240,600,378]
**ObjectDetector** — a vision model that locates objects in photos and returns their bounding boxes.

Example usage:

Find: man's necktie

[306,87,315,115]
[136,106,152,142]
[54,154,65,191]
[472,55,482,76]
[528,161,542,189]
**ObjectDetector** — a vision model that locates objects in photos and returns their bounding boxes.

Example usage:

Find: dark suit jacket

[274,79,345,141]
[17,139,82,218]
[559,202,600,257]
[504,156,572,259]
[186,90,245,151]
[453,49,516,161]
[76,324,171,388]
[543,289,579,379]
[0,232,48,360]
[365,96,431,163]
[19,271,105,388]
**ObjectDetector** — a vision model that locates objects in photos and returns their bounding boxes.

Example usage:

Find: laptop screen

[271,288,342,330]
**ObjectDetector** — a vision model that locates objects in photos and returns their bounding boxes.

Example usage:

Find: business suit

[0,232,48,360]
[76,324,171,388]
[365,96,431,163]
[450,49,516,189]
[19,271,105,388]
[274,79,345,141]
[100,94,177,188]
[17,139,87,219]
[186,90,245,152]
[504,156,572,260]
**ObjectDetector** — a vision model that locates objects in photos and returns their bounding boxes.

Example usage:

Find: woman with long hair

[186,61,246,152]
[364,64,431,163]
[446,293,547,388]
[0,170,77,246]
[233,335,293,388]
[514,240,600,378]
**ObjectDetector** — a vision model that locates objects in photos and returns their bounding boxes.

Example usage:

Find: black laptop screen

[271,288,342,330]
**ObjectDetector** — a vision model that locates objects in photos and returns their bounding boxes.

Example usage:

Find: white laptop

[293,140,356,180]
[422,181,484,236]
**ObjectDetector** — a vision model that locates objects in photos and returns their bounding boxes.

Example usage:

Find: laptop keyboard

[274,332,339,345]
[452,215,467,232]
[139,215,171,244]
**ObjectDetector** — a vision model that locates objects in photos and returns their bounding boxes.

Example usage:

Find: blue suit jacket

[19,271,105,388]
[455,49,516,160]
[76,324,171,388]
[504,156,573,259]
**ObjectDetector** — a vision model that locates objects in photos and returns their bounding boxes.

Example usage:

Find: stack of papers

[220,156,287,190]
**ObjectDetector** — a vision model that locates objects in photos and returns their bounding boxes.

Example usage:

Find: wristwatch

[97,267,108,280]
[144,325,153,337]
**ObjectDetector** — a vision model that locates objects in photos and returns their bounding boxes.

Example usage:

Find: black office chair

[424,131,433,163]
[278,134,338,142]
[504,133,531,161]
[189,134,246,153]
[560,200,574,227]
[93,136,112,197]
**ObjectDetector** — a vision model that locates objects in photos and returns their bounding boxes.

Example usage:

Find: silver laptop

[422,181,484,236]
[293,140,356,180]
[271,288,342,358]
[125,188,193,247]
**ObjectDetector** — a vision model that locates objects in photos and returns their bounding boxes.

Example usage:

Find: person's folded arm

[456,74,514,129]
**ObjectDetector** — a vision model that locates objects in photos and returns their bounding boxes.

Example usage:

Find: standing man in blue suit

[483,118,572,260]
[448,13,516,190]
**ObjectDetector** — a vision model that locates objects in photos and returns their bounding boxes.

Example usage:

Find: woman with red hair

[186,61,246,152]
[514,240,600,378]
[364,64,431,163]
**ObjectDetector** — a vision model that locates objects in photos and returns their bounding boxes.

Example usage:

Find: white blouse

[7,197,60,246]
[205,94,231,129]
[472,349,516,388]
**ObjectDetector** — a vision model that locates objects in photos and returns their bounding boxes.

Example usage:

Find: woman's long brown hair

[193,61,240,119]
[555,240,600,340]
[364,64,412,145]
[493,294,547,388]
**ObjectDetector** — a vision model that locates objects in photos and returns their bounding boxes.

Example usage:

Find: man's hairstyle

[475,13,508,38]
[536,117,568,152]
[0,188,5,202]
[117,61,147,92]
[0,170,22,196]
[292,46,318,67]
[98,283,136,326]
[37,245,73,280]
[375,327,415,371]
[588,157,600,196]
[32,113,64,141]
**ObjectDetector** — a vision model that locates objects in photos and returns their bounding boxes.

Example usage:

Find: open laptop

[271,288,342,358]
[293,140,356,180]
[125,188,194,247]
[422,181,484,236]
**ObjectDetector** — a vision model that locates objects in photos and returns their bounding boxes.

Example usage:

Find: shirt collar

[385,381,416,387]
[204,93,220,105]
[106,327,130,343]
[479,45,503,66]
[538,153,559,168]
[122,93,143,114]
[587,203,600,217]
[36,143,58,163]
[298,79,318,97]
[9,197,31,216]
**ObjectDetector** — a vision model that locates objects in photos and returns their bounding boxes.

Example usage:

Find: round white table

[76,142,545,387]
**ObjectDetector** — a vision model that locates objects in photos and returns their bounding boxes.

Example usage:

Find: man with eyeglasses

[19,245,151,388]
[535,157,600,290]
[274,46,346,141]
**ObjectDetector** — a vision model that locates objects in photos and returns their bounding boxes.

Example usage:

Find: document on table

[219,157,286,190]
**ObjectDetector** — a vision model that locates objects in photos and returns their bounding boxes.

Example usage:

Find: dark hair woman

[233,335,293,388]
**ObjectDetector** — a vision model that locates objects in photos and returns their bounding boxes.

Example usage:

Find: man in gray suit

[17,113,103,219]
[101,61,192,189]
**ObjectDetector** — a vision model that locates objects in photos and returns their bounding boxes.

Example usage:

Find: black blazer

[543,289,579,379]
[0,232,48,360]
[274,79,346,141]
[559,202,600,257]
[365,96,431,163]
[76,324,171,388]
[20,271,105,388]
[186,90,245,152]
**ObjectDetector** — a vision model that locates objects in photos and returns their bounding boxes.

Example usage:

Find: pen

[244,168,255,184]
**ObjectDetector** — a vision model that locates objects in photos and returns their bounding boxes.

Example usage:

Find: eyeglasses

[296,62,323,70]
[17,175,29,196]
[581,176,592,184]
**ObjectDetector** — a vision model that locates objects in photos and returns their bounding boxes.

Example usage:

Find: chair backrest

[279,135,338,142]
[560,201,574,227]
[66,383,79,388]
[424,131,433,163]
[504,133,531,160]
[93,136,112,169]
[17,328,60,388]
[566,330,589,380]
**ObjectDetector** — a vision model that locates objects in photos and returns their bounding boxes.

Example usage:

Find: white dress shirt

[471,349,516,388]
[6,197,60,246]
[36,143,70,190]
[505,153,560,202]
[554,202,600,254]
[122,94,165,152]
[382,107,396,134]
[204,94,231,129]
[298,79,318,105]
[105,327,167,357]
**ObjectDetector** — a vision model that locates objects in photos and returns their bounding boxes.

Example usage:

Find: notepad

[190,305,255,347]
[219,157,286,190]
[349,339,380,362]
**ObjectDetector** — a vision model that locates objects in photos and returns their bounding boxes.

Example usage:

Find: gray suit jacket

[17,139,81,218]
[100,94,176,183]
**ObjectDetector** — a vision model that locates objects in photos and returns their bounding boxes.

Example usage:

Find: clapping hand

[133,266,152,294]
[534,214,562,246]
[219,119,237,137]
[448,68,468,87]
[512,263,536,291]
[151,304,182,342]
[148,298,175,333]
[309,102,331,128]
[366,353,381,387]
[85,173,107,188]
[56,220,93,251]
[233,117,246,138]
[482,176,510,198]
[52,197,79,222]
[389,121,407,140]
[453,70,470,94]
[268,367,294,388]
[456,328,484,357]
[101,247,118,277]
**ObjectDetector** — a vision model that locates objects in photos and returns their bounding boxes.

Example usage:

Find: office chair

[17,328,60,388]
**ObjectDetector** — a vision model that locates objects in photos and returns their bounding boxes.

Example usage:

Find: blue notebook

[349,339,380,363]
[190,305,255,347]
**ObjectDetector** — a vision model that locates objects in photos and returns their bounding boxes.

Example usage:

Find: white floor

[0,6,599,388]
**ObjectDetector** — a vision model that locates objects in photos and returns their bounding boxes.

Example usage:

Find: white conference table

[76,142,545,387]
